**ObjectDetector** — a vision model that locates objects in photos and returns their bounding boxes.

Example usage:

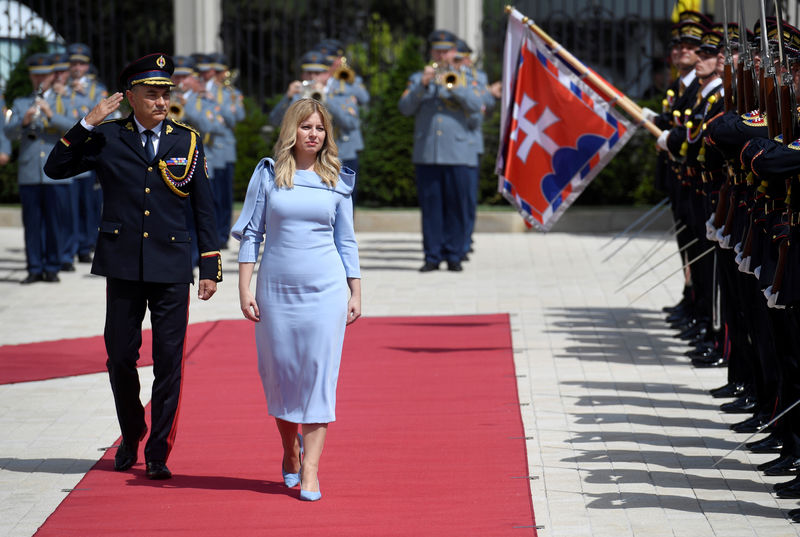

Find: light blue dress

[232,158,360,423]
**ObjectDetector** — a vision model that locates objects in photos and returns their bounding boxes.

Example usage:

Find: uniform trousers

[415,164,470,265]
[463,164,480,257]
[19,183,69,274]
[213,163,234,248]
[75,172,100,256]
[63,179,80,264]
[104,278,190,463]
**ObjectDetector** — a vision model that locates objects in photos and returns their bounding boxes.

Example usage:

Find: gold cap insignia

[156,55,166,68]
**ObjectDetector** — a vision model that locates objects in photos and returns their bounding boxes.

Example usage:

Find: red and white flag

[497,9,636,231]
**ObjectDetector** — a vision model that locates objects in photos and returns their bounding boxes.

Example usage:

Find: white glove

[705,215,717,241]
[765,286,786,309]
[716,228,731,248]
[734,242,742,255]
[737,255,752,274]
[754,265,761,279]
[656,129,670,151]
[642,107,659,122]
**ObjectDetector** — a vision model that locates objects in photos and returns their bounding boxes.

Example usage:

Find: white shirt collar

[133,116,163,136]
[701,77,722,98]
[681,70,696,87]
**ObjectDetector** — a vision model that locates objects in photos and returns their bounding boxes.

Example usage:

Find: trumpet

[28,84,44,140]
[332,57,355,84]
[430,62,462,89]
[301,80,325,102]
[167,90,185,121]
[224,68,240,88]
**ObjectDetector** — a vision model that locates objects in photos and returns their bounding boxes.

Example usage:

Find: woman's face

[294,111,326,158]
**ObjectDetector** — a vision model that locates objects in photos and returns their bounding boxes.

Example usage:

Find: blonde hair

[273,98,340,188]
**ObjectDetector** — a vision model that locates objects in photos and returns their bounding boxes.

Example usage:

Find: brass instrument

[332,57,355,84]
[301,80,325,102]
[430,62,462,90]
[28,84,44,140]
[168,91,185,121]
[223,68,240,88]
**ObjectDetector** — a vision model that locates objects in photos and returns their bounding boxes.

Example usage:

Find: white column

[435,0,483,58]
[174,0,222,55]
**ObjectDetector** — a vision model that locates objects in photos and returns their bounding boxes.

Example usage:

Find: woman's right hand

[239,289,260,322]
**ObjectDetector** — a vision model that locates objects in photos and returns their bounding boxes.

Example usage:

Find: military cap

[455,39,473,59]
[67,43,92,63]
[172,55,196,76]
[208,52,228,71]
[428,29,457,50]
[27,53,53,74]
[118,53,175,89]
[677,20,706,43]
[317,38,345,60]
[193,53,214,72]
[669,24,681,47]
[51,52,70,72]
[678,10,712,28]
[699,29,723,54]
[300,50,330,73]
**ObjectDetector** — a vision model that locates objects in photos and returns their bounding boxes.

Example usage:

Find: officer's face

[29,72,53,91]
[431,48,456,65]
[676,41,699,70]
[695,50,718,79]
[126,85,170,128]
[294,112,326,158]
[69,61,89,79]
[302,71,329,84]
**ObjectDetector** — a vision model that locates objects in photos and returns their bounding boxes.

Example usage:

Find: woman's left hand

[346,295,361,325]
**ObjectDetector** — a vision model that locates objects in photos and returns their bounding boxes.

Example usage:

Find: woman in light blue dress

[232,98,361,501]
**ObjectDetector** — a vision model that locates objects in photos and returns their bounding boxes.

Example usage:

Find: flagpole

[505,5,663,138]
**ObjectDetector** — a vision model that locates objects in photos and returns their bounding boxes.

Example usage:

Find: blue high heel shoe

[299,479,322,501]
[281,433,303,488]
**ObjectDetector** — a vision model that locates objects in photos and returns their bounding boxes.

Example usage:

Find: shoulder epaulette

[171,120,200,136]
[99,117,125,127]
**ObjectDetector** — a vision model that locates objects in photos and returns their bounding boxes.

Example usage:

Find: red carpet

[34,315,536,536]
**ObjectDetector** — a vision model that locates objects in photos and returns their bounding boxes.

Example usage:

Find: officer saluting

[44,53,222,480]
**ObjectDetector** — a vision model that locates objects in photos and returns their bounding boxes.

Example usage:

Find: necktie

[143,130,155,162]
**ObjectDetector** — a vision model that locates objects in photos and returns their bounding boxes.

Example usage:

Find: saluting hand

[85,92,124,126]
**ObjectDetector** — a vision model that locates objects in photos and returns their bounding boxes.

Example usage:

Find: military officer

[398,29,483,272]
[44,53,222,480]
[4,53,75,284]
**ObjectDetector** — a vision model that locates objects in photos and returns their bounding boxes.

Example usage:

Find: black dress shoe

[762,455,800,476]
[730,414,767,433]
[720,396,757,414]
[60,262,75,272]
[20,272,43,284]
[78,253,93,263]
[663,299,688,314]
[460,253,469,262]
[447,261,462,272]
[776,477,800,498]
[665,310,688,324]
[709,382,745,399]
[686,342,716,358]
[789,507,800,522]
[146,461,172,480]
[691,354,726,368]
[419,262,439,272]
[678,322,708,341]
[746,432,783,453]
[43,272,60,282]
[114,441,138,471]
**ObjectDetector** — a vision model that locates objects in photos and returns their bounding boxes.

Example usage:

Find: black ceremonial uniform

[44,53,221,477]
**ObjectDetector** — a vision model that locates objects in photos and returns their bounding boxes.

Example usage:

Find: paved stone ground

[2,225,799,537]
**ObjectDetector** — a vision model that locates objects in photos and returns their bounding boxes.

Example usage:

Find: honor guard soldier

[67,43,108,106]
[4,53,76,284]
[44,53,222,480]
[398,29,483,272]
[269,49,362,181]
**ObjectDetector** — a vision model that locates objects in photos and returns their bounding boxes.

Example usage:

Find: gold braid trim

[158,130,197,198]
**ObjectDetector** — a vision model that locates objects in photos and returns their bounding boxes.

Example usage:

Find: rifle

[771,0,794,296]
[739,1,757,112]
[714,3,735,230]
